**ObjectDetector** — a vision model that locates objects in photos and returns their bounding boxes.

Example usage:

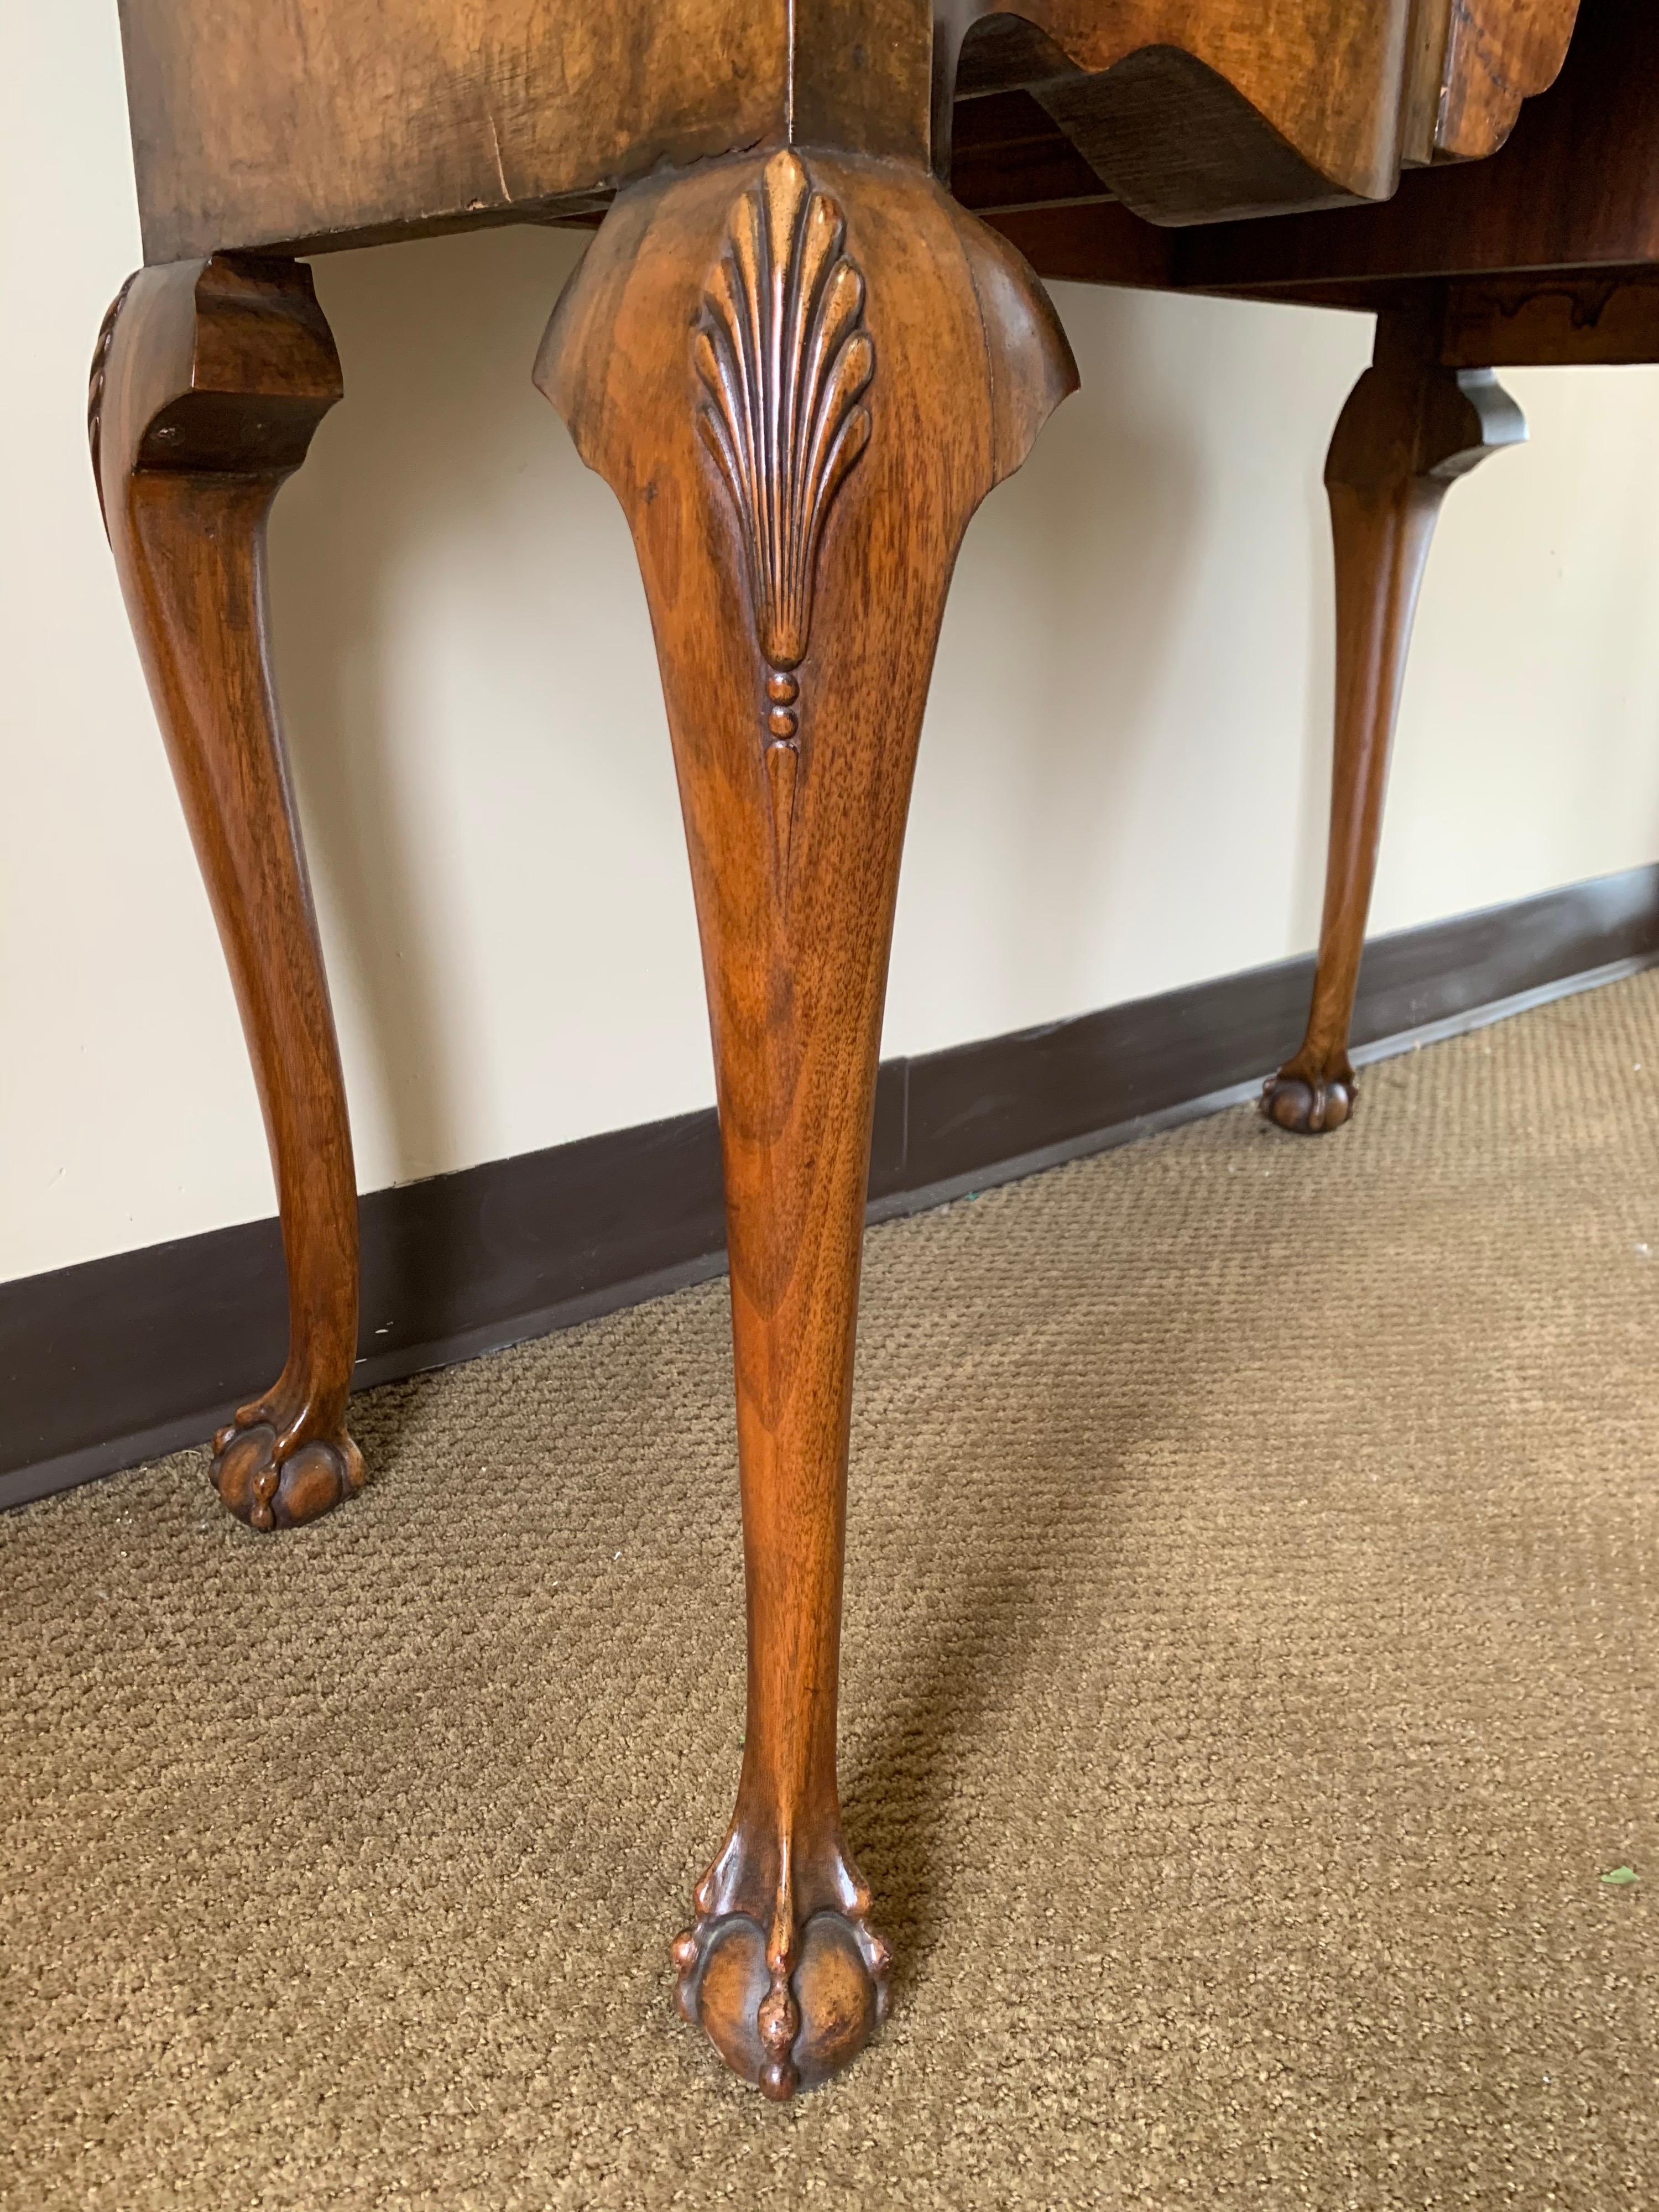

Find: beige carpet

[4,975,1659,2211]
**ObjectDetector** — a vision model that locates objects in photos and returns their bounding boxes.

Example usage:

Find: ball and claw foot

[211,1415,364,1532]
[672,1901,891,2100]
[1260,1058,1357,1135]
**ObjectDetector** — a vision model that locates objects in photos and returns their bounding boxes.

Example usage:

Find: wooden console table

[98,0,1585,2098]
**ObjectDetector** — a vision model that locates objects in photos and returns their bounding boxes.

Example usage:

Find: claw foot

[211,1417,364,1532]
[673,1856,890,2100]
[1261,1061,1356,1135]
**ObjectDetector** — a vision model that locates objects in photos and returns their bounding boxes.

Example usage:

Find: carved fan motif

[693,148,875,838]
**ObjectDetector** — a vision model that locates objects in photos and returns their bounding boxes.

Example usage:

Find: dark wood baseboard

[6,862,1658,1511]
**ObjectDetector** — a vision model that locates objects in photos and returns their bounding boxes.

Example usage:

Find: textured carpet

[4,974,1659,2211]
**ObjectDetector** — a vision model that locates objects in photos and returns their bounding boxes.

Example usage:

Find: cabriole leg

[1264,309,1525,1134]
[538,150,1074,2094]
[91,257,362,1529]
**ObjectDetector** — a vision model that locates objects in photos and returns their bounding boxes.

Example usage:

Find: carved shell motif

[693,149,875,789]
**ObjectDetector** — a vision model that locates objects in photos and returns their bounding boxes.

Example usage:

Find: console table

[97,0,1584,2099]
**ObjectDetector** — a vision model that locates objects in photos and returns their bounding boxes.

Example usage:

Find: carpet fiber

[4,975,1658,2210]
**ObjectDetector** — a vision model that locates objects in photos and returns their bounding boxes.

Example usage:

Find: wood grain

[1399,0,1580,164]
[90,257,363,1528]
[119,0,937,260]
[946,0,1580,226]
[1436,0,1582,160]
[943,0,1423,217]
[1172,0,1650,293]
[1438,269,1659,366]
[1401,0,1459,164]
[538,148,1074,2095]
[117,0,1579,260]
[118,0,790,260]
[1262,309,1525,1134]
[951,88,1115,217]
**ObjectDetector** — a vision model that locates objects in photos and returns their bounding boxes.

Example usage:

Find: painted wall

[7,3,1659,1284]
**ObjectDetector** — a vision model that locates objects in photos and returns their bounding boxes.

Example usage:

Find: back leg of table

[1262,309,1525,1135]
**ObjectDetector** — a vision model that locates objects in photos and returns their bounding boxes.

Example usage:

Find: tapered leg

[1262,310,1525,1134]
[538,152,1074,2095]
[91,257,362,1530]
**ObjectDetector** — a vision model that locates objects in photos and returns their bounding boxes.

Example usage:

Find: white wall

[7,2,1659,1284]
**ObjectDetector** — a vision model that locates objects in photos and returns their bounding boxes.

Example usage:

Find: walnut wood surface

[1171,0,1651,294]
[118,0,788,262]
[115,0,1574,260]
[1434,0,1582,161]
[951,87,1115,217]
[538,148,1074,2095]
[1401,0,1460,164]
[90,257,363,1528]
[1262,311,1525,1135]
[986,0,1635,297]
[1438,269,1659,366]
[946,1,1418,221]
[944,0,1579,223]
[1396,0,1580,165]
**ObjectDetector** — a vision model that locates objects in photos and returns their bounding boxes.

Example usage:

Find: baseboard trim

[6,862,1657,1512]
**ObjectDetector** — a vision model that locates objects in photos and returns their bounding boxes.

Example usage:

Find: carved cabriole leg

[538,152,1074,2095]
[1262,308,1525,1135]
[91,257,362,1530]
